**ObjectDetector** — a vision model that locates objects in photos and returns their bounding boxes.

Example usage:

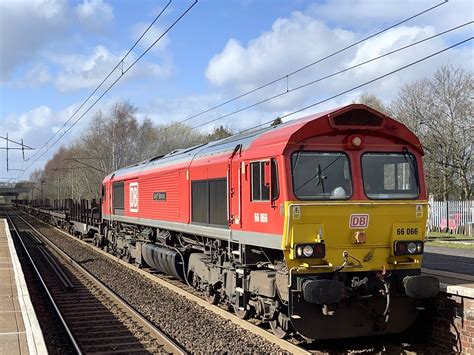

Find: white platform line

[3,220,48,355]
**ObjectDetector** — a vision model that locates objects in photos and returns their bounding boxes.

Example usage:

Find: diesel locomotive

[21,104,440,340]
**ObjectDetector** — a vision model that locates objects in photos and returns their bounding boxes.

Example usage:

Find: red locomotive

[96,104,438,339]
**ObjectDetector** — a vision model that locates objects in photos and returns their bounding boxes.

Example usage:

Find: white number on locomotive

[254,212,268,223]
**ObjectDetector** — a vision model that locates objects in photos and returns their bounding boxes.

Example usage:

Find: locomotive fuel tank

[141,244,185,280]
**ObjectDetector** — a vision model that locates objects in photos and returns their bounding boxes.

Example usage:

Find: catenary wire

[186,22,471,131]
[26,0,173,162]
[155,0,448,135]
[19,1,198,178]
[238,37,473,136]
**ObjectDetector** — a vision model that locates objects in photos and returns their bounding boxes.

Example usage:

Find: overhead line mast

[0,134,34,173]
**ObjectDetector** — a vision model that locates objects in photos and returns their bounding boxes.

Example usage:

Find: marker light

[352,136,362,147]
[345,134,364,150]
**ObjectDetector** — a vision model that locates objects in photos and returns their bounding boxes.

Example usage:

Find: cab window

[361,152,419,199]
[291,151,352,200]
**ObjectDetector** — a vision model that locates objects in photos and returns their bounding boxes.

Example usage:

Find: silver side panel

[102,213,283,250]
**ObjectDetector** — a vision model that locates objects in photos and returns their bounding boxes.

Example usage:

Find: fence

[428,199,474,235]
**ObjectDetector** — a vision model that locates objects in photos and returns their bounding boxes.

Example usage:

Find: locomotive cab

[278,105,439,339]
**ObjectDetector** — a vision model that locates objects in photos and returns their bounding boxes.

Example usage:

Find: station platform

[0,219,47,355]
[422,268,474,298]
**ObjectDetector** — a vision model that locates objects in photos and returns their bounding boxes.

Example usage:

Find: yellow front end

[281,200,437,340]
[283,200,428,273]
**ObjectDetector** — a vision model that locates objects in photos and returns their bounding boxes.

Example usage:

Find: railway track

[4,208,185,355]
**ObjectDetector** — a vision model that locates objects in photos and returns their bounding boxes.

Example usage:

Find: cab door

[245,159,280,234]
[228,145,243,228]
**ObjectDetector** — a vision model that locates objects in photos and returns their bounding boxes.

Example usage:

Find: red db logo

[349,214,369,229]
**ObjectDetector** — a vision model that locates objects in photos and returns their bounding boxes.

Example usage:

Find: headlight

[303,245,314,257]
[294,243,325,259]
[394,240,423,256]
[407,242,417,254]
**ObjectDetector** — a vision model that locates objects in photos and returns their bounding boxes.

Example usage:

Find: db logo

[129,182,139,213]
[349,214,369,229]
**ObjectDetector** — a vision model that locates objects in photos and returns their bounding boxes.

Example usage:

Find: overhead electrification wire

[27,0,173,163]
[20,0,198,178]
[156,0,448,135]
[236,37,473,137]
[184,22,471,131]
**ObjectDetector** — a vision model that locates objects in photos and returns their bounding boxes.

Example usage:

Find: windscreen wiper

[295,155,341,193]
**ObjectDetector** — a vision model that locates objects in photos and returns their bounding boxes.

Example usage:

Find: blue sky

[0,0,472,181]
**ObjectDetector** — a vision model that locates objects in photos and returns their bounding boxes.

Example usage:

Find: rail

[4,209,82,354]
[6,209,186,355]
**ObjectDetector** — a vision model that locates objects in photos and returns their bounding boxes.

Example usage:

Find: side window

[251,161,270,201]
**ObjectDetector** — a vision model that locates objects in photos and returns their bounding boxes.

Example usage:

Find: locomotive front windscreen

[292,152,352,200]
[361,152,419,199]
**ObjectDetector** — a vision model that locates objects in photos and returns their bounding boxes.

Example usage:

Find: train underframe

[98,219,438,340]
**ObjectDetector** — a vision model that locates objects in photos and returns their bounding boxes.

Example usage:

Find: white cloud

[310,0,473,32]
[53,45,172,92]
[145,93,225,127]
[75,0,113,31]
[206,12,354,89]
[0,0,68,81]
[205,6,472,117]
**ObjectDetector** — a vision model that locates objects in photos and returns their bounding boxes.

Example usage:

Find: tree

[354,92,389,114]
[206,125,233,142]
[35,101,212,200]
[390,66,473,200]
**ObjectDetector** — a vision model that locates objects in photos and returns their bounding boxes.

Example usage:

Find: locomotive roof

[105,104,422,181]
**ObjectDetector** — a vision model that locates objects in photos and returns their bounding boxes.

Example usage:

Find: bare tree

[35,101,218,201]
[391,65,473,200]
[354,92,390,114]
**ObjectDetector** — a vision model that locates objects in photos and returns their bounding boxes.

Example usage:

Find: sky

[0,0,472,182]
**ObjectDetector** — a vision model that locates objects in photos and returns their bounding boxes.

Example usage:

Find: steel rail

[4,209,83,354]
[11,209,186,355]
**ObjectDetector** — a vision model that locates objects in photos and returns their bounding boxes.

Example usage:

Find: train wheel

[205,285,219,305]
[93,233,102,248]
[233,305,251,319]
[269,312,290,339]
[123,249,132,263]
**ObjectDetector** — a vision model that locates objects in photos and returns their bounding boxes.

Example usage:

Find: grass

[426,240,474,250]
[427,231,474,240]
